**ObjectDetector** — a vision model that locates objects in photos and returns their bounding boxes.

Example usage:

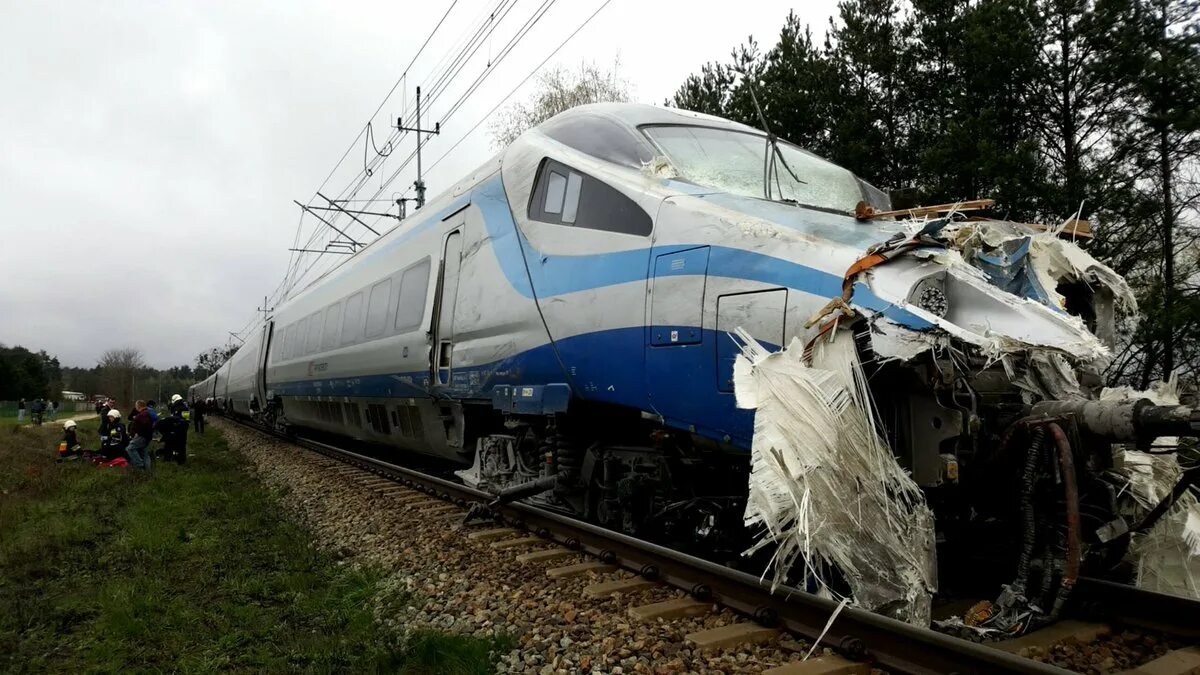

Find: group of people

[17,398,58,424]
[60,394,201,470]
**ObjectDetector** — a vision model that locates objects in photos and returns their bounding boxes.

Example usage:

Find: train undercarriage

[450,337,1200,632]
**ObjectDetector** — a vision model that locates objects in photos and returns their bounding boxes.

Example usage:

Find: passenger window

[545,171,567,214]
[563,172,582,223]
[342,293,364,345]
[394,258,431,332]
[280,325,291,359]
[322,302,342,349]
[286,322,297,358]
[305,312,322,354]
[528,158,651,236]
[365,279,391,338]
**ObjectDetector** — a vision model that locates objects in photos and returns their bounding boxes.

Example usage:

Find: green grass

[0,410,94,426]
[0,420,509,673]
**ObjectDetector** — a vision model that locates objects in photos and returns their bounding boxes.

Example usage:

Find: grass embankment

[0,419,506,673]
[0,410,93,426]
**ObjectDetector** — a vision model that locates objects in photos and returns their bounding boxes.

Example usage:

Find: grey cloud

[1,0,829,369]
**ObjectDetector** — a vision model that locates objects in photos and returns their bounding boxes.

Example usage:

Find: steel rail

[227,420,1073,675]
[1072,577,1200,639]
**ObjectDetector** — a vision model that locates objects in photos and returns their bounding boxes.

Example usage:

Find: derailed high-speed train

[195,103,1198,622]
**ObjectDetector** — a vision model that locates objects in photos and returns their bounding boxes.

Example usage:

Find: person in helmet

[100,409,128,461]
[58,419,82,461]
[155,405,189,464]
[169,393,189,418]
[98,401,112,438]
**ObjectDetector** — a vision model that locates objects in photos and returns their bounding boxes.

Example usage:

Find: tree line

[1,342,239,407]
[0,345,62,401]
[669,0,1200,389]
[61,345,238,406]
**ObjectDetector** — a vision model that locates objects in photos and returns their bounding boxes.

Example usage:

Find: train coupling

[1028,398,1200,444]
[462,475,559,527]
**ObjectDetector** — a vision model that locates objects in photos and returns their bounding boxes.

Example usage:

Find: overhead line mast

[395,86,441,210]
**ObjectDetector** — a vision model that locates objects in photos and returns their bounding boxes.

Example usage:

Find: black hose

[1015,426,1046,594]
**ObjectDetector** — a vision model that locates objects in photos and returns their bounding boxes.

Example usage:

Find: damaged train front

[815,213,1200,629]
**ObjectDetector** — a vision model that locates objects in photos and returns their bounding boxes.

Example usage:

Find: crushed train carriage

[207,102,1200,627]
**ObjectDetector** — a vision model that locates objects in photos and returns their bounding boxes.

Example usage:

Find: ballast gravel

[217,421,823,674]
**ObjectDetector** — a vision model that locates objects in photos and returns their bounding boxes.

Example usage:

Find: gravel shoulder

[219,420,824,674]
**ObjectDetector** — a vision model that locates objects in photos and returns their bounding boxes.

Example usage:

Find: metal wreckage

[732,199,1200,632]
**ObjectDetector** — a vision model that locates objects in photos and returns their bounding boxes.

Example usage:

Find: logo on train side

[307,361,328,376]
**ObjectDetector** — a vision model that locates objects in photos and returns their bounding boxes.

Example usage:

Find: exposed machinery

[192,103,1199,624]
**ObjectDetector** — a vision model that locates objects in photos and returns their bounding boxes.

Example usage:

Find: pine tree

[756,13,836,154]
[1102,0,1200,385]
[667,61,737,117]
[823,0,916,189]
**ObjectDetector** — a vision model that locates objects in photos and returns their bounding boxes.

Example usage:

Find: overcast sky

[1,0,838,369]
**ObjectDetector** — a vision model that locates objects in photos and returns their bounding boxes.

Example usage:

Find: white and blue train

[192,103,1178,568]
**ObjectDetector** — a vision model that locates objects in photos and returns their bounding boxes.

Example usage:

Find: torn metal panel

[865,250,1110,362]
[938,218,1136,314]
[846,216,1134,368]
[734,329,936,626]
[1101,377,1200,600]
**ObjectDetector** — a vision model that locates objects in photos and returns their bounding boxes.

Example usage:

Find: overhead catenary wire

[313,0,609,268]
[286,0,517,270]
[284,0,539,283]
[311,0,514,217]
[282,0,614,305]
[306,0,462,204]
[283,1,472,287]
[333,0,568,235]
[328,0,522,211]
[427,0,614,171]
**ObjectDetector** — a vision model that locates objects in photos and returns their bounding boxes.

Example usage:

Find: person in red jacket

[125,400,155,471]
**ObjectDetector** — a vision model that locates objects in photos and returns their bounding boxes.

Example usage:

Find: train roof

[265,104,776,321]
[540,102,760,133]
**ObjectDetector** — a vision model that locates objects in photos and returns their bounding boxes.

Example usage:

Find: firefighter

[58,419,82,461]
[155,407,189,464]
[100,409,128,461]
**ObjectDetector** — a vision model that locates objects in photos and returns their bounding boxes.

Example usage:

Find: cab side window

[528,159,651,236]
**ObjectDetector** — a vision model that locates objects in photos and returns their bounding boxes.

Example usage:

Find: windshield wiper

[745,81,805,202]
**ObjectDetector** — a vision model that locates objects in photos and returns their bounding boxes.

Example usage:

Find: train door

[645,245,710,428]
[255,320,273,410]
[430,220,465,389]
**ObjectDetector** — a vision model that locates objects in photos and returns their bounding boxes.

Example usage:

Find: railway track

[223,417,1200,675]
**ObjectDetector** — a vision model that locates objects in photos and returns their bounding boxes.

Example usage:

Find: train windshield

[641,125,865,212]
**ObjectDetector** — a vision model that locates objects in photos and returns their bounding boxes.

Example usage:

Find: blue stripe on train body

[242,104,959,452]
[268,169,932,450]
[271,327,769,447]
